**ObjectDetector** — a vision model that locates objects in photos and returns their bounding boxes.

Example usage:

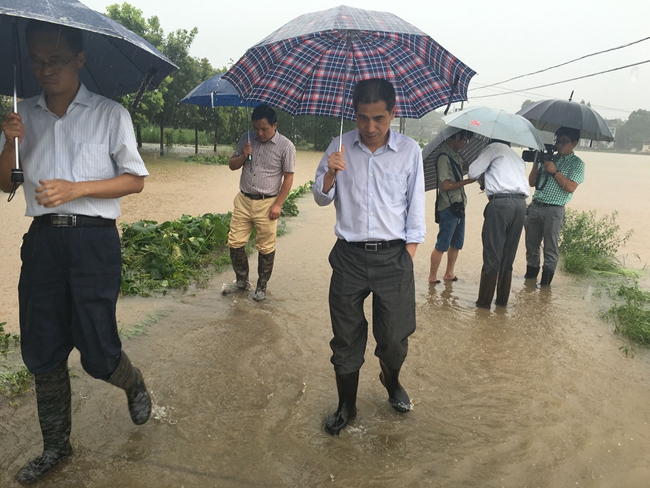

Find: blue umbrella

[180,73,261,108]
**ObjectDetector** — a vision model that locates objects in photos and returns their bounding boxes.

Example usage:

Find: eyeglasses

[555,139,573,146]
[27,56,75,72]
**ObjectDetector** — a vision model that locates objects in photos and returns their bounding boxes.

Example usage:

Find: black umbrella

[516,97,614,142]
[0,0,177,187]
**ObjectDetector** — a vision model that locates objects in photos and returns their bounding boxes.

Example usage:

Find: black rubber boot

[107,352,151,425]
[379,360,411,413]
[223,247,251,294]
[540,270,554,287]
[253,251,275,302]
[16,362,73,485]
[476,272,498,309]
[495,271,513,307]
[524,265,540,280]
[323,370,359,436]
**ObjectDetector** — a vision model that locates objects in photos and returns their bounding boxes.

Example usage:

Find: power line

[470,35,650,92]
[472,59,650,99]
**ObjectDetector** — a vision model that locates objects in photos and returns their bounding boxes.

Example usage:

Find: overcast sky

[84,0,650,121]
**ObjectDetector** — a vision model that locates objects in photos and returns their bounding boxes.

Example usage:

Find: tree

[616,109,650,150]
[521,100,535,111]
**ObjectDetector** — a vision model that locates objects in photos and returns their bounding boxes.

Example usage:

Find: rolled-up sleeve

[312,139,336,206]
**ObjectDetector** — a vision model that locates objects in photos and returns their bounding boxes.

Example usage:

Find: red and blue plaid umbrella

[223,5,476,121]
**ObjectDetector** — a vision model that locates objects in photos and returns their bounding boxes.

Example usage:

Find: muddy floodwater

[1,149,650,487]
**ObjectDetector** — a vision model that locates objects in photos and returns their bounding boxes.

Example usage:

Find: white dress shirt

[468,142,530,197]
[313,129,426,244]
[0,83,148,219]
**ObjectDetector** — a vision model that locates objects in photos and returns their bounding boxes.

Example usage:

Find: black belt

[488,193,527,201]
[33,214,116,227]
[532,200,562,207]
[242,191,277,200]
[346,239,404,252]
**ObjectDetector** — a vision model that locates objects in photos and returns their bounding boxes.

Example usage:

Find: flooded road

[1,150,650,487]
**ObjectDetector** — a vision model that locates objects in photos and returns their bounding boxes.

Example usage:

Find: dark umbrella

[0,0,177,187]
[0,0,177,100]
[421,126,490,191]
[516,97,614,142]
[223,5,475,122]
[180,73,261,108]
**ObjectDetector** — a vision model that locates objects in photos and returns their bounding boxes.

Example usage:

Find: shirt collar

[253,129,279,144]
[35,82,93,113]
[352,129,398,153]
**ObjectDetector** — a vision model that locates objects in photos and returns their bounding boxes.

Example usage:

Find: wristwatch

[552,170,560,176]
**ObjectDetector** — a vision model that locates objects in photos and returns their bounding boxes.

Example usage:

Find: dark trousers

[481,198,526,275]
[327,239,416,375]
[524,203,565,273]
[19,222,123,378]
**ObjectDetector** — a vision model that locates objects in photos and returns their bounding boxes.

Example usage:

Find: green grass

[0,322,33,400]
[119,310,171,339]
[559,209,632,274]
[183,154,230,165]
[600,280,650,346]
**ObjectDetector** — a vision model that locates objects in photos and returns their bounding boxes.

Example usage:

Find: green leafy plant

[281,181,313,217]
[184,155,230,165]
[559,210,632,274]
[601,280,650,345]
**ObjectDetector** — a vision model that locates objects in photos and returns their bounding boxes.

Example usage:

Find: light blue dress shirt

[468,142,530,197]
[313,129,426,244]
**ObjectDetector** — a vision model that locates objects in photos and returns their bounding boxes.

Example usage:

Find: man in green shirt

[524,127,585,286]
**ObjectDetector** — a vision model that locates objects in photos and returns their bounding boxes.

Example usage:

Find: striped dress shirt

[0,83,148,219]
[232,130,296,196]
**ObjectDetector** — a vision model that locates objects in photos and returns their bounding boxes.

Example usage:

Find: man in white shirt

[313,79,425,436]
[0,20,150,485]
[468,140,529,308]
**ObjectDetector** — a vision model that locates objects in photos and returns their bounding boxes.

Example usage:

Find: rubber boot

[15,362,73,485]
[223,247,251,294]
[476,272,498,309]
[379,360,411,413]
[540,270,554,287]
[107,352,151,425]
[252,250,275,302]
[323,370,359,436]
[495,271,513,307]
[524,265,540,280]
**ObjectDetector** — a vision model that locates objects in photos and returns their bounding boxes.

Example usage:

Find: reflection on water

[2,151,650,487]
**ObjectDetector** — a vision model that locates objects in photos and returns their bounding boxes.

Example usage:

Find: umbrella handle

[443,75,460,116]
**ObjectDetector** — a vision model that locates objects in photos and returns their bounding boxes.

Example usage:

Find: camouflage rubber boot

[222,247,251,294]
[379,359,412,413]
[107,352,151,425]
[15,362,73,485]
[252,250,275,301]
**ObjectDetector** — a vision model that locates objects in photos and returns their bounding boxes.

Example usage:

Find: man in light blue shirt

[313,79,425,436]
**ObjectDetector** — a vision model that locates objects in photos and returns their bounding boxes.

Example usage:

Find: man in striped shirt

[0,20,151,484]
[225,105,295,301]
[524,127,585,286]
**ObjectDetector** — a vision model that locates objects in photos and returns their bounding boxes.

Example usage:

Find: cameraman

[524,127,585,286]
[428,130,477,284]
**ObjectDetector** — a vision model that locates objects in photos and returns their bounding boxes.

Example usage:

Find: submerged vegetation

[0,322,33,400]
[559,209,632,274]
[183,154,230,165]
[601,281,650,347]
[120,181,313,296]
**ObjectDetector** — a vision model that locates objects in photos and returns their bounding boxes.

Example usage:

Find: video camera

[521,144,556,164]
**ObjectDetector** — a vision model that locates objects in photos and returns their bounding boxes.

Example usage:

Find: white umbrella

[442,107,545,150]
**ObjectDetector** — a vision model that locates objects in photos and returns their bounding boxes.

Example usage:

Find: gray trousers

[327,239,416,375]
[481,197,526,275]
[524,203,566,273]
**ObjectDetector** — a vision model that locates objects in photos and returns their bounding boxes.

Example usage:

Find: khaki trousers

[227,192,278,254]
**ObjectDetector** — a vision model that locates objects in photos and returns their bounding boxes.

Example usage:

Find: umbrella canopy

[442,107,545,151]
[516,99,615,142]
[223,5,476,121]
[0,0,177,99]
[421,126,490,191]
[180,73,262,108]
